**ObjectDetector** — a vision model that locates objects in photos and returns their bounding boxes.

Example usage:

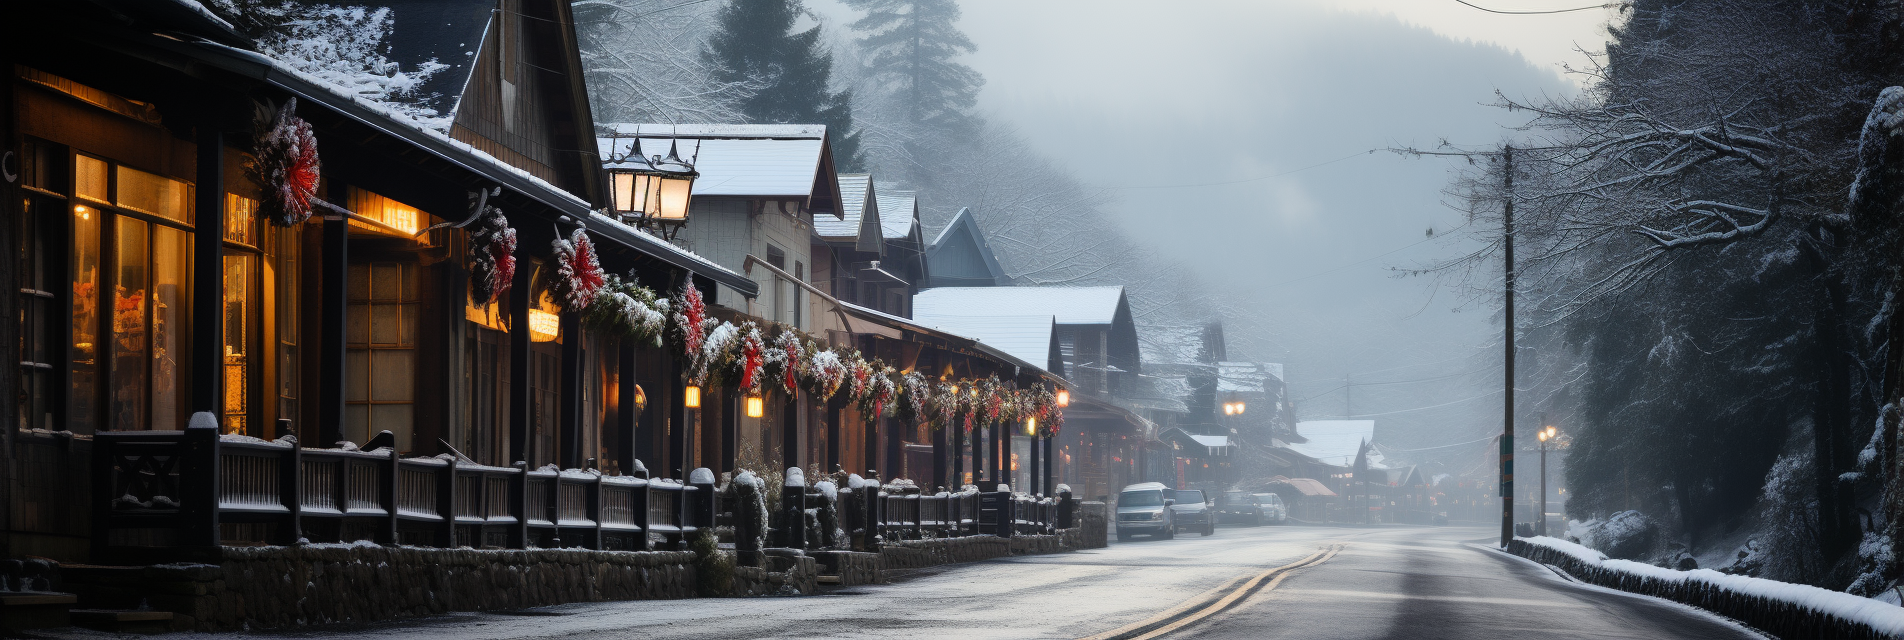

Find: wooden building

[1,0,755,561]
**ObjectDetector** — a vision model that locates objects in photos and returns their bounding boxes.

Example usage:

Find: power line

[1453,0,1621,14]
[1115,149,1377,190]
[1307,388,1502,419]
[1260,223,1467,290]
[1375,435,1497,453]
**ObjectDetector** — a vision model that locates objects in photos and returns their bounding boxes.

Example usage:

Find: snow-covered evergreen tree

[842,0,982,136]
[702,0,864,170]
[574,0,756,125]
[209,0,450,130]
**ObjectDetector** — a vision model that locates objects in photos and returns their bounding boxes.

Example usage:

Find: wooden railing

[91,426,714,554]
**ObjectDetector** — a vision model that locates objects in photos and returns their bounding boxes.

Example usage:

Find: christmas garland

[550,228,605,312]
[580,275,669,346]
[468,207,516,305]
[247,98,321,227]
[510,266,1069,433]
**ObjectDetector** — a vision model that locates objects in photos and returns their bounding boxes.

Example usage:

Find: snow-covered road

[114,525,1759,639]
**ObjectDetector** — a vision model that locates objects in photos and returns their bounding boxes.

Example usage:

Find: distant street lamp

[604,134,699,240]
[1537,425,1557,536]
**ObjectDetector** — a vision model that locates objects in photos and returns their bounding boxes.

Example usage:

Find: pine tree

[842,0,982,135]
[703,0,863,170]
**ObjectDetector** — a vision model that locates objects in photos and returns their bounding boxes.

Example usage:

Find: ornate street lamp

[604,134,699,240]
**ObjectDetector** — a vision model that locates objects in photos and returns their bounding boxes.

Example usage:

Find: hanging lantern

[745,394,765,418]
[1025,417,1038,436]
[684,385,702,409]
[1056,389,1070,407]
[604,134,698,239]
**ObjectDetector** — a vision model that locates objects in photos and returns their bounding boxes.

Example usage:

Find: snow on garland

[467,207,516,305]
[561,275,1071,434]
[897,371,930,425]
[549,228,605,312]
[580,275,670,346]
[804,349,847,402]
[247,98,321,227]
[734,323,765,392]
[672,283,709,361]
[770,332,804,395]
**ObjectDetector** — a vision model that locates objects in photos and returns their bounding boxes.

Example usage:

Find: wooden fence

[92,427,711,556]
[94,426,1076,560]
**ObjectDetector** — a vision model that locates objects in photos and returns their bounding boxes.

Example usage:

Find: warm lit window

[466,290,511,465]
[65,154,194,432]
[347,188,432,242]
[347,262,418,450]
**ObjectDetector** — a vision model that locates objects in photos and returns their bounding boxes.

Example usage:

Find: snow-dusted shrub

[1593,510,1660,560]
[688,527,733,596]
[727,470,769,558]
[1757,452,1829,584]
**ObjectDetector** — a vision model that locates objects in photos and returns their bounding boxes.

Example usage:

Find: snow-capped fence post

[688,467,717,541]
[278,433,302,545]
[509,461,529,548]
[436,456,457,547]
[780,467,807,549]
[1057,487,1075,529]
[380,447,399,544]
[182,420,221,548]
[979,488,1013,538]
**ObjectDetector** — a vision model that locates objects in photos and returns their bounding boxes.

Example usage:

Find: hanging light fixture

[1025,417,1038,436]
[1056,389,1070,407]
[603,133,699,240]
[684,385,702,409]
[745,394,765,418]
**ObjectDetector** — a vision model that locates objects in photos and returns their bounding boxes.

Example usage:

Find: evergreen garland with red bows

[468,207,516,305]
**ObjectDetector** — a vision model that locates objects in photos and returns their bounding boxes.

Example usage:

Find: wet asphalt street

[111,524,1759,640]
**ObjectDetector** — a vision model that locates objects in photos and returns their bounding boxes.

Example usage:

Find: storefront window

[70,200,101,434]
[273,224,300,432]
[529,264,563,466]
[347,262,418,449]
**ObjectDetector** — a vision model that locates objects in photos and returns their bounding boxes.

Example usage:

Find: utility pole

[1500,145,1516,548]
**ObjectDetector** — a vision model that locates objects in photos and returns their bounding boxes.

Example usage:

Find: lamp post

[1537,425,1556,537]
[605,134,698,240]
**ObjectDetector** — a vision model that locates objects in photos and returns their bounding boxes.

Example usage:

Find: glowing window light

[528,308,561,342]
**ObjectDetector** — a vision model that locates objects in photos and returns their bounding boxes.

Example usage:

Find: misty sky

[812,1,1613,457]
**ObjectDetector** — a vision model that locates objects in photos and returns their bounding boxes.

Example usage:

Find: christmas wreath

[468,207,516,305]
[550,228,605,312]
[247,98,320,227]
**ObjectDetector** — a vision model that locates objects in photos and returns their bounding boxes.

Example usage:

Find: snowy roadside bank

[1508,536,1904,640]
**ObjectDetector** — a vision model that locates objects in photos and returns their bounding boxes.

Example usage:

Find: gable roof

[1218,362,1284,393]
[913,286,1127,326]
[877,190,918,239]
[817,173,873,239]
[910,313,1058,373]
[598,123,842,217]
[924,207,1009,287]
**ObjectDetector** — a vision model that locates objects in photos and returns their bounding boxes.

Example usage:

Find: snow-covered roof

[911,313,1056,371]
[1287,420,1376,466]
[1190,434,1231,448]
[877,190,917,239]
[817,173,872,238]
[598,135,826,198]
[602,123,825,139]
[1218,362,1284,393]
[913,286,1126,325]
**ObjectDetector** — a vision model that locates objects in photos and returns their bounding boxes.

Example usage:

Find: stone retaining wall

[1077,502,1109,549]
[119,544,698,631]
[733,552,816,596]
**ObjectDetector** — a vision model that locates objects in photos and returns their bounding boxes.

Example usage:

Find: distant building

[923,207,1011,287]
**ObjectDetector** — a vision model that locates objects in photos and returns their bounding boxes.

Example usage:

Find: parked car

[1115,482,1177,541]
[1171,489,1216,536]
[1217,490,1286,525]
[1254,492,1289,524]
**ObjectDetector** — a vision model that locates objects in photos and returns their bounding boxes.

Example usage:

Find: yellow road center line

[1079,544,1344,640]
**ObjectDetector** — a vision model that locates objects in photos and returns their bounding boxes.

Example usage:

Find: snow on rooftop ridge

[875,190,917,239]
[913,286,1126,325]
[816,173,871,238]
[601,123,826,139]
[910,313,1055,371]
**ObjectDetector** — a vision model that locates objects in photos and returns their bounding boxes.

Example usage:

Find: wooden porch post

[782,390,800,473]
[317,189,348,447]
[668,350,686,479]
[826,395,843,472]
[558,312,582,469]
[933,424,947,490]
[616,344,638,473]
[507,263,531,464]
[191,125,223,423]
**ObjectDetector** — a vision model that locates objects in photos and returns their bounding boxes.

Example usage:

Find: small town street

[121,524,1755,640]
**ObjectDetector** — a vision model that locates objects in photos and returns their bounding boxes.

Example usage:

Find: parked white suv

[1115,482,1177,541]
